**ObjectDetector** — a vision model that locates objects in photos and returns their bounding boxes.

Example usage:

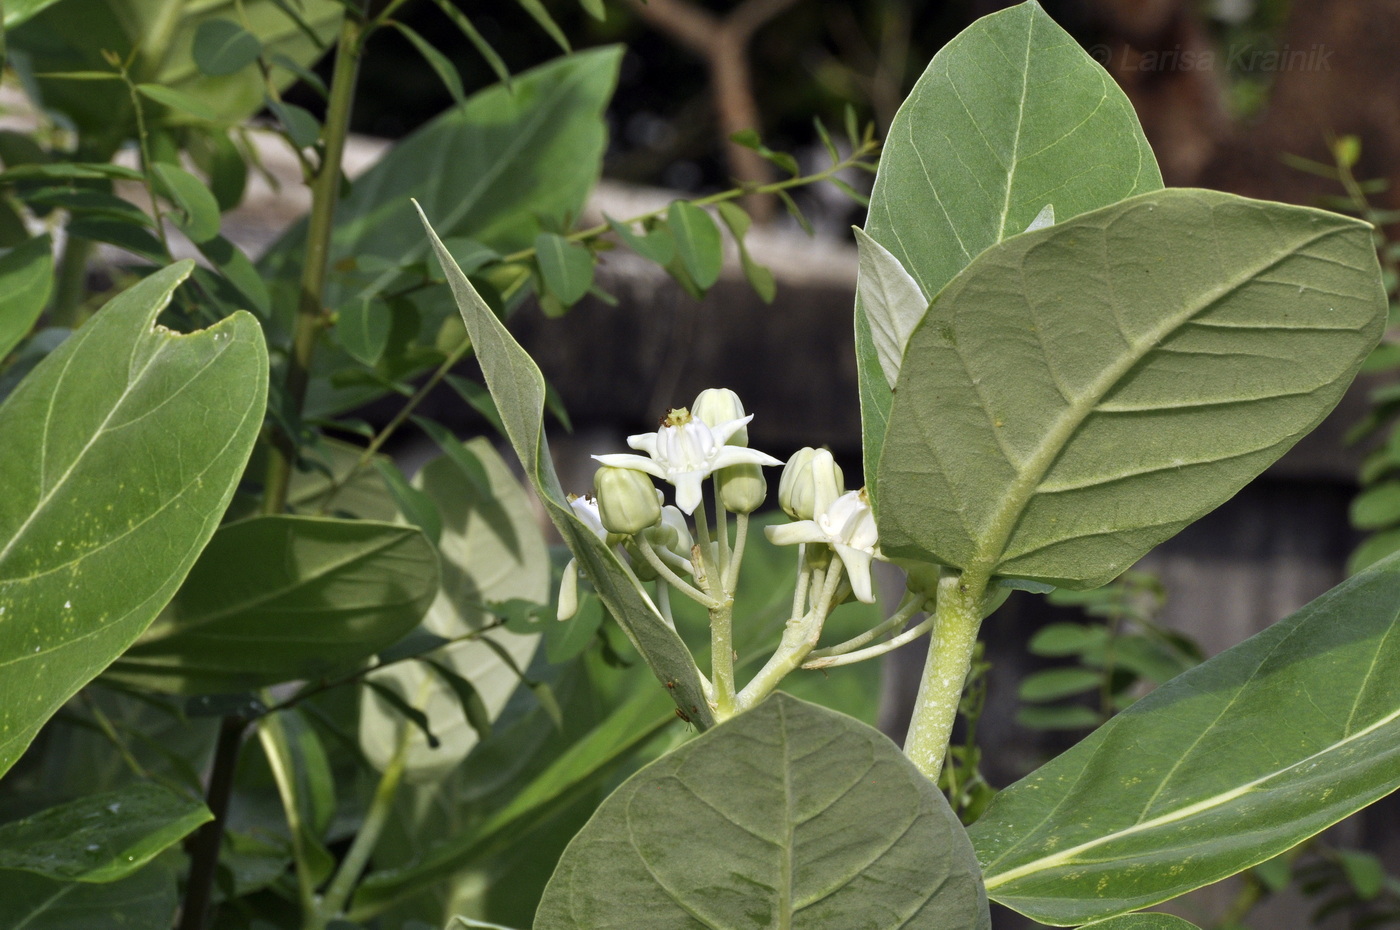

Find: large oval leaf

[0,262,266,778]
[360,440,548,780]
[0,783,209,882]
[857,0,1163,497]
[106,515,438,694]
[971,553,1400,925]
[535,693,990,929]
[877,188,1386,587]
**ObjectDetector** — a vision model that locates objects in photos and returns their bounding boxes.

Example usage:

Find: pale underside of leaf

[877,188,1386,587]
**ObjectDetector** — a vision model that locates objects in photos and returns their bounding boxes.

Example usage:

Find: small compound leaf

[135,84,219,123]
[605,214,675,265]
[668,200,723,290]
[338,297,393,365]
[153,163,221,242]
[534,231,594,306]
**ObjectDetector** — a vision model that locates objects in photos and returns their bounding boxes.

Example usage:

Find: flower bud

[778,447,843,521]
[691,388,748,446]
[595,466,662,535]
[647,505,694,561]
[716,462,766,514]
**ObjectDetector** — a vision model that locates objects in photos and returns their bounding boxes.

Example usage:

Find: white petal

[764,521,827,547]
[709,414,754,447]
[673,472,706,514]
[557,559,580,620]
[834,544,876,603]
[627,431,661,455]
[711,446,782,470]
[593,453,666,479]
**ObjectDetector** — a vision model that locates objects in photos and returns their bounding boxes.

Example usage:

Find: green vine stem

[263,4,369,515]
[902,569,990,782]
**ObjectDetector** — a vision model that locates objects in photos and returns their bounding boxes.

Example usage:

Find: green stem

[264,6,368,515]
[723,511,749,593]
[635,536,715,608]
[258,711,318,916]
[903,569,989,782]
[735,561,843,711]
[312,700,414,928]
[49,235,95,328]
[809,589,923,659]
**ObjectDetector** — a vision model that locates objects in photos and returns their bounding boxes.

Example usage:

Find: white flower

[765,488,882,603]
[593,407,780,515]
[569,493,607,540]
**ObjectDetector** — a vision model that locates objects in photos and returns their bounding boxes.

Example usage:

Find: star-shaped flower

[593,407,781,514]
[765,488,882,603]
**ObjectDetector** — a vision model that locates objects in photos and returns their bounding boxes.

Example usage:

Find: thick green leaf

[0,855,177,927]
[1080,917,1200,930]
[858,0,1162,506]
[0,784,209,881]
[534,232,594,306]
[0,235,54,359]
[360,442,548,780]
[877,189,1386,588]
[417,205,715,730]
[0,262,266,777]
[972,554,1400,925]
[536,693,990,929]
[192,18,263,77]
[106,515,437,694]
[668,200,723,290]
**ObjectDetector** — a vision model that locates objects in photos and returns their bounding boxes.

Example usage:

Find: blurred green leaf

[107,516,438,694]
[0,784,209,882]
[716,201,774,303]
[0,855,177,927]
[534,232,593,306]
[605,214,675,265]
[339,297,393,365]
[0,262,266,777]
[0,235,54,360]
[268,98,321,147]
[1018,668,1101,703]
[391,20,465,107]
[192,18,262,76]
[360,441,548,781]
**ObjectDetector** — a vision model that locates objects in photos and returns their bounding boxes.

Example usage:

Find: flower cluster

[558,388,884,622]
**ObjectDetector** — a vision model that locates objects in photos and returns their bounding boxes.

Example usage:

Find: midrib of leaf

[995,14,1034,243]
[354,61,595,304]
[972,220,1348,574]
[778,703,794,930]
[0,329,218,567]
[139,526,415,637]
[983,693,1400,890]
[13,884,73,929]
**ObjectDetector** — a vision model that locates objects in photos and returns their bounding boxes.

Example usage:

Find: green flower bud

[691,387,748,446]
[595,466,662,535]
[717,462,766,514]
[778,447,843,521]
